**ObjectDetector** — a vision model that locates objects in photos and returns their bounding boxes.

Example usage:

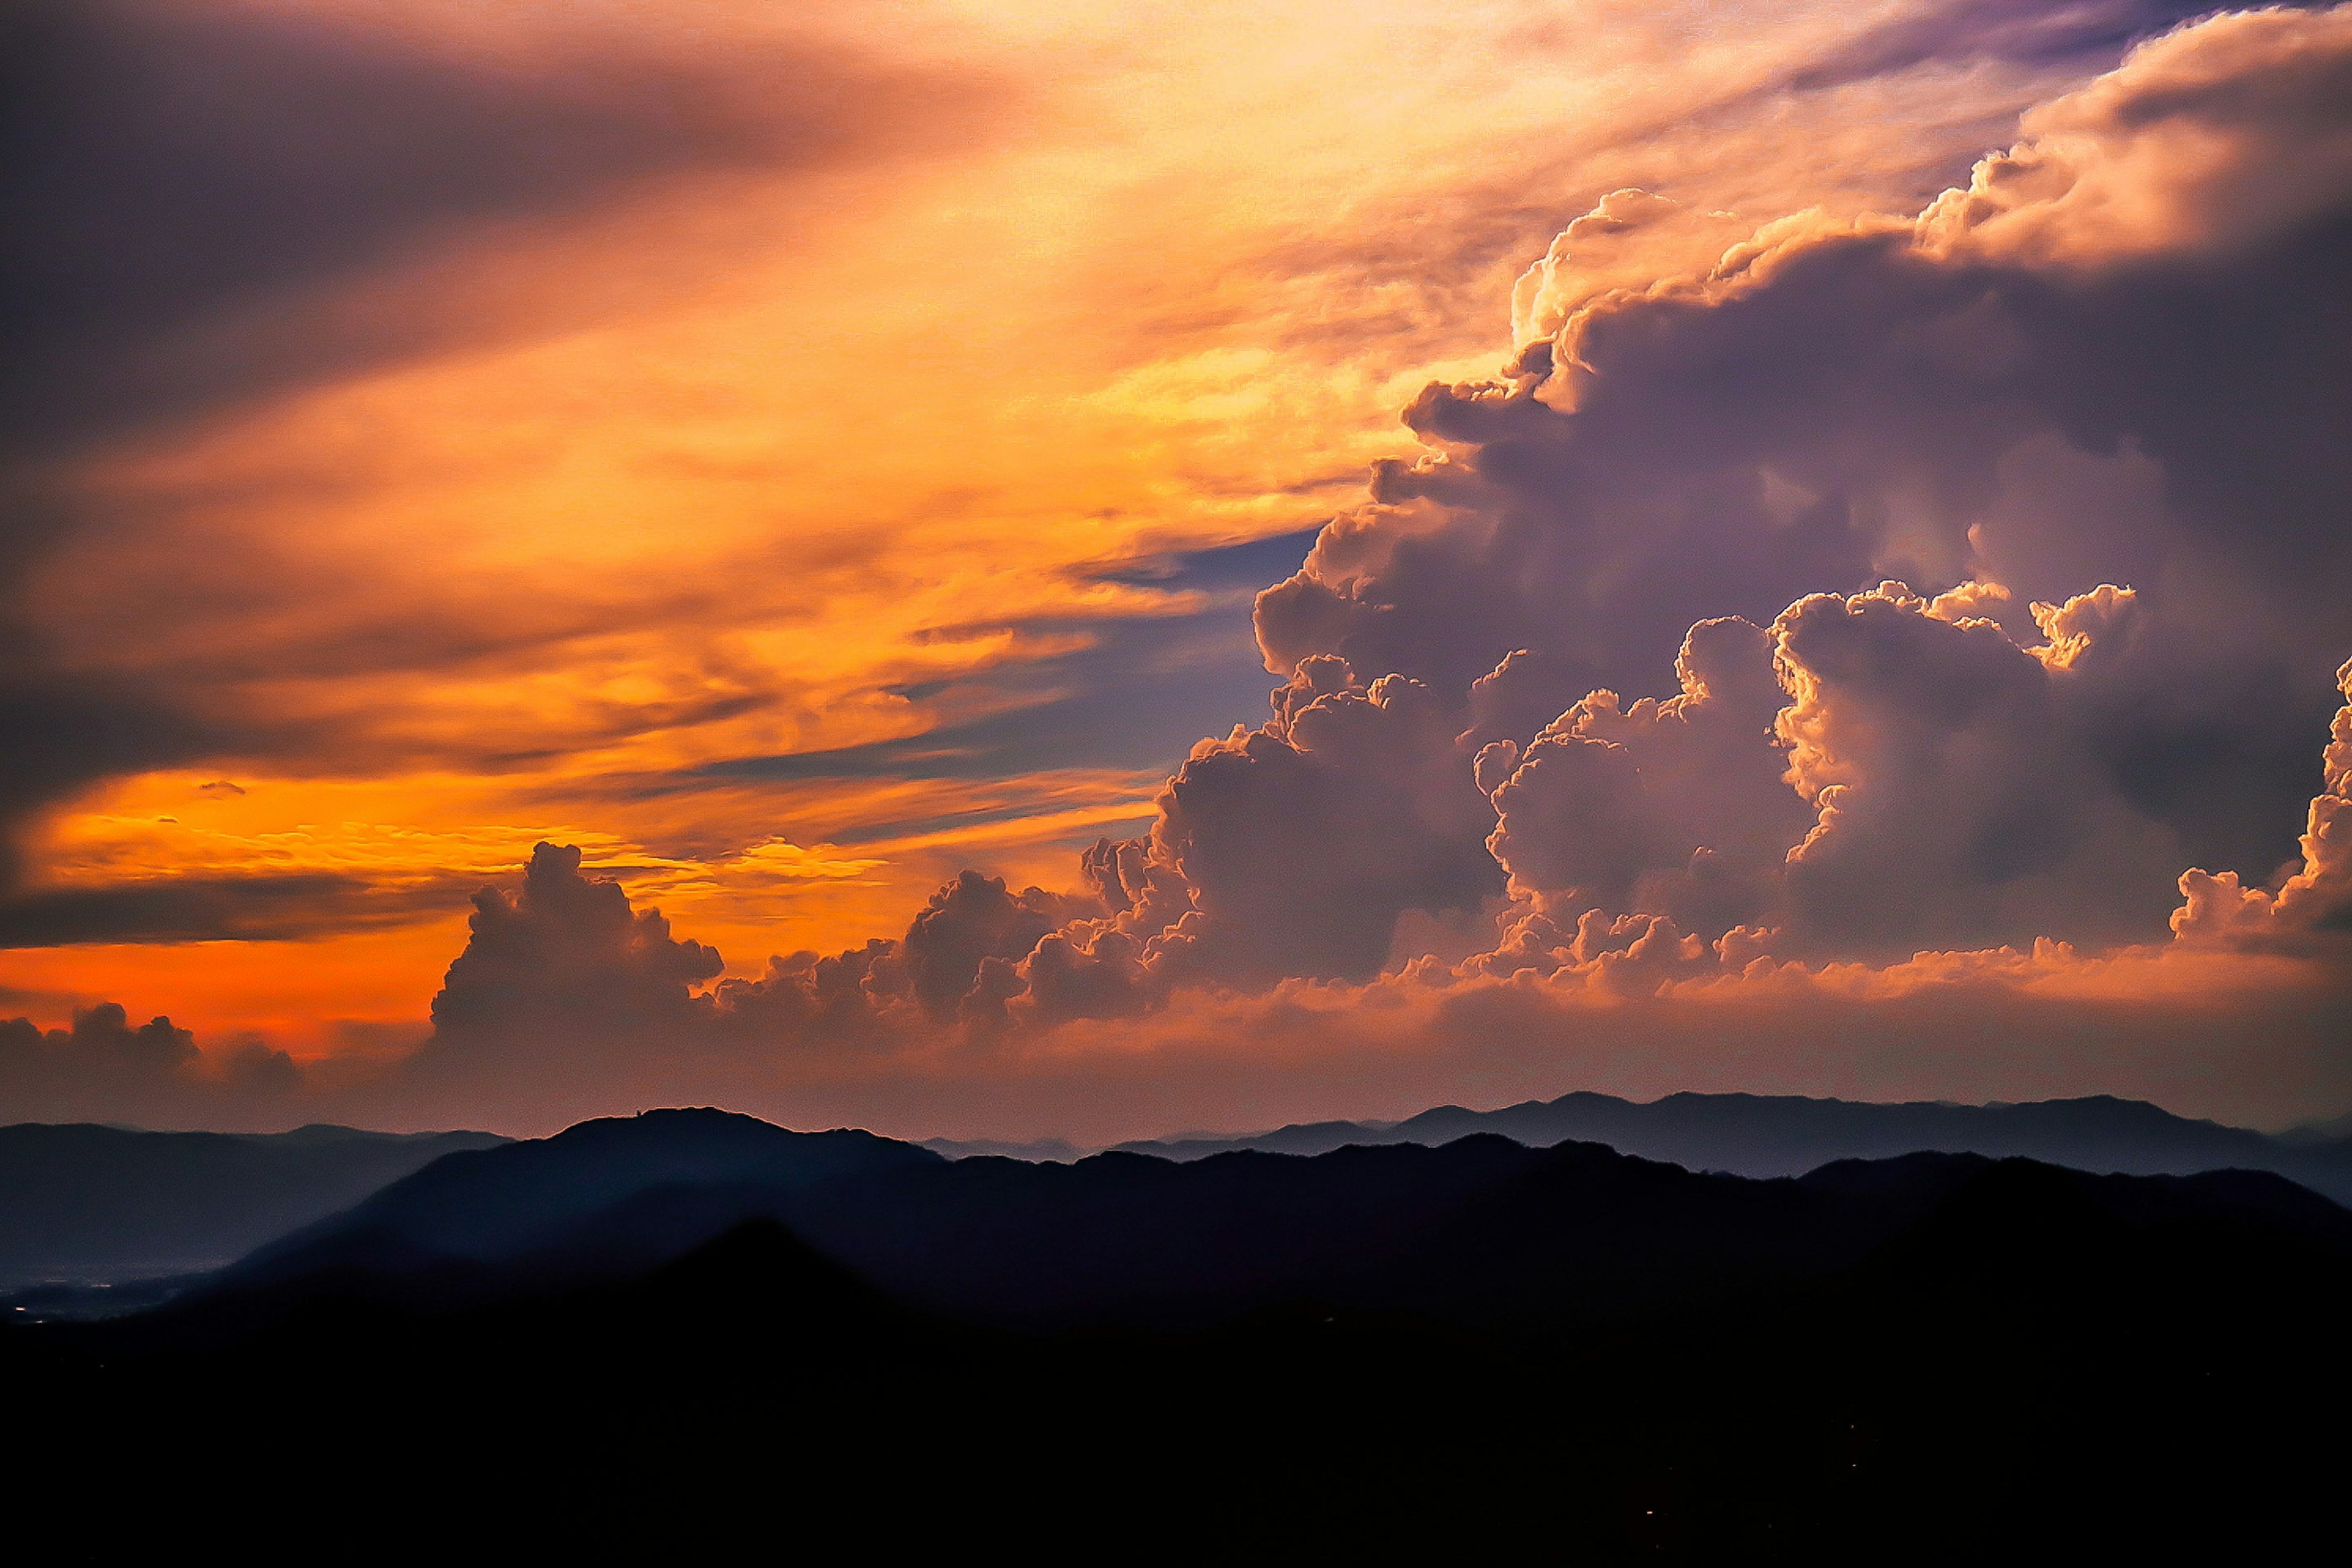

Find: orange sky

[9,0,2085,1044]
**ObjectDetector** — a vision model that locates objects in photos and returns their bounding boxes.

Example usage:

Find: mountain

[1114,1089,2352,1203]
[26,1092,2341,1299]
[749,1134,2352,1332]
[214,1106,943,1300]
[919,1133,1085,1161]
[0,1121,507,1288]
[9,1114,2348,1558]
[2280,1106,2352,1144]
[157,1109,2352,1338]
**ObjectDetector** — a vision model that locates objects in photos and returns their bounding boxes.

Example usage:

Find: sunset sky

[5,0,2349,1139]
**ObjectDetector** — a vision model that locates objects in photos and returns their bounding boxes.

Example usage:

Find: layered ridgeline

[1058,1091,2352,1204]
[182,1108,2352,1331]
[0,1122,507,1289]
[14,1090,2349,1295]
[9,1108,2350,1555]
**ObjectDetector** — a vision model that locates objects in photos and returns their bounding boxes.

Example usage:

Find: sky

[4,0,2350,1140]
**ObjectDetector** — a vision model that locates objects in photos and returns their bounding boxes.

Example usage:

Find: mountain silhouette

[0,1120,505,1289]
[1112,1089,2352,1203]
[9,1111,2348,1559]
[212,1106,940,1298]
[131,1110,2352,1341]
[18,1091,2346,1305]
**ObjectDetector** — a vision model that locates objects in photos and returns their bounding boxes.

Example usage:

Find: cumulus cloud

[401,843,1107,1121]
[1257,4,2352,910]
[2174,656,2352,949]
[1485,616,1805,938]
[1768,581,2186,952]
[0,1002,298,1128]
[410,650,1512,1084]
[429,843,725,1044]
[1145,658,1504,983]
[1915,4,2352,265]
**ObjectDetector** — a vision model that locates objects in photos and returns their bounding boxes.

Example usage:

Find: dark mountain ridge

[215,1106,941,1298]
[18,1090,2345,1302]
[1112,1088,2352,1203]
[0,1120,507,1288]
[127,1107,2352,1343]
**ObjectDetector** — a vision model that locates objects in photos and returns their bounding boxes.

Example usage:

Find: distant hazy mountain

[13,1114,2348,1556]
[919,1134,1085,1161]
[1112,1090,2352,1204]
[0,1122,507,1287]
[2282,1107,2352,1144]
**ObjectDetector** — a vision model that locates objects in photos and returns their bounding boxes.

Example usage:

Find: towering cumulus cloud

[10,7,2352,1135]
[1246,6,2352,948]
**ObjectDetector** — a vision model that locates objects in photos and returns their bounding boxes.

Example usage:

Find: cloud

[0,673,225,891]
[0,0,1008,928]
[898,872,1099,1022]
[402,843,1102,1122]
[0,1002,298,1129]
[0,872,402,948]
[2174,655,2352,949]
[1143,658,1506,984]
[5,0,2273,992]
[0,0,997,453]
[1768,581,2185,954]
[1915,3,2352,265]
[1779,0,2290,94]
[1257,5,2352,908]
[1485,616,1805,939]
[428,842,723,1042]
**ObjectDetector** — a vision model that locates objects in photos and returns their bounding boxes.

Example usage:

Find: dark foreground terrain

[10,1111,2349,1561]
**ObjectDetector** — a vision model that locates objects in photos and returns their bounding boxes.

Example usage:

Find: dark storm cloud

[0,0,990,453]
[690,610,1283,786]
[0,873,362,948]
[0,869,483,949]
[0,671,222,889]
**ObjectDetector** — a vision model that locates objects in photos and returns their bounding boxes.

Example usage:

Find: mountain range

[197,1107,2352,1335]
[1100,1090,2352,1202]
[17,1089,2350,1299]
[10,1106,2348,1558]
